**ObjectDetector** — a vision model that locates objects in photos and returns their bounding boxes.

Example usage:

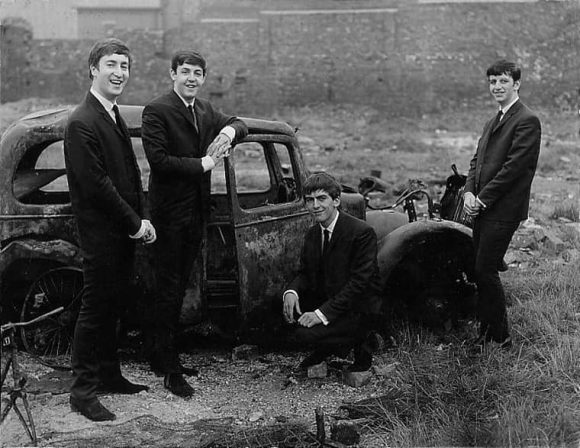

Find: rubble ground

[1,100,579,447]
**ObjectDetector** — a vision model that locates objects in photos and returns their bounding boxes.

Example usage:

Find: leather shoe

[348,345,372,372]
[97,377,149,394]
[70,396,115,422]
[179,365,199,377]
[164,373,194,398]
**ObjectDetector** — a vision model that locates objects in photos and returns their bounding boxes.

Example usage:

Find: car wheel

[19,267,83,370]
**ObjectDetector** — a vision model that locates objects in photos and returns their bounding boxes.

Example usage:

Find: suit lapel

[325,212,344,257]
[492,100,521,134]
[170,90,199,134]
[87,92,129,142]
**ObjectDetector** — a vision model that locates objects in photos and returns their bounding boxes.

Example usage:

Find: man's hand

[207,133,232,163]
[141,220,157,244]
[283,292,301,323]
[463,192,482,217]
[297,312,322,328]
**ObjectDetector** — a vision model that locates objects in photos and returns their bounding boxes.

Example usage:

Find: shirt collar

[500,96,519,115]
[90,87,116,112]
[173,89,195,108]
[320,210,340,235]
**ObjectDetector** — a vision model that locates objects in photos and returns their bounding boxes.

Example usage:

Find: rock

[342,370,372,387]
[541,229,566,254]
[307,361,328,378]
[331,420,361,445]
[248,411,263,422]
[562,248,580,263]
[232,344,259,361]
[512,227,543,250]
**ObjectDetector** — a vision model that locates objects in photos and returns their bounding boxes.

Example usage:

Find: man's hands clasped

[207,133,232,165]
[283,292,322,328]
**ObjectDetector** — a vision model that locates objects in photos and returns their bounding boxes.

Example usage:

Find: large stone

[331,420,361,446]
[307,361,328,379]
[342,370,372,387]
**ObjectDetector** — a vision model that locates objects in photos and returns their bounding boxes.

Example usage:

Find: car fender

[373,218,473,286]
[0,238,82,275]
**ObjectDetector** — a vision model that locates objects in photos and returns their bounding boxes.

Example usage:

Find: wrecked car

[0,106,474,365]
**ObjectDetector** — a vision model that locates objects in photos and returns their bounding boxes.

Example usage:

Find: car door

[226,134,311,336]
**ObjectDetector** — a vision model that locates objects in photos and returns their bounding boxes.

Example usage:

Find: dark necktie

[322,229,330,258]
[187,104,199,134]
[112,104,129,138]
[491,109,503,129]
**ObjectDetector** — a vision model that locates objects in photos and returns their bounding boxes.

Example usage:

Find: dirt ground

[1,99,578,448]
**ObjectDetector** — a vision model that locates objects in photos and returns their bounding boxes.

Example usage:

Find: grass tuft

[350,260,580,446]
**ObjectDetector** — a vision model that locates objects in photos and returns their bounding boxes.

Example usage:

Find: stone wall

[1,1,579,116]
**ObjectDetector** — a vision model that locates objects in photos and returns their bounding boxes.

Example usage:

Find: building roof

[75,0,161,10]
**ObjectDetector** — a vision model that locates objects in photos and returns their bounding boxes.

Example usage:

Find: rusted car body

[0,106,474,361]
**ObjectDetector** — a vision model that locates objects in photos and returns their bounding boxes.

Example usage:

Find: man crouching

[282,173,382,373]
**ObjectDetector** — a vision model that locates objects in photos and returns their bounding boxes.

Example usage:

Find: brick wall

[1,2,579,116]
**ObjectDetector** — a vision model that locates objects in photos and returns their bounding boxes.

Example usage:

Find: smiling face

[171,63,206,102]
[488,72,520,108]
[304,189,340,228]
[90,53,130,101]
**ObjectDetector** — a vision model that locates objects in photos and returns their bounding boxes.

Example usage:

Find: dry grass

[342,260,580,447]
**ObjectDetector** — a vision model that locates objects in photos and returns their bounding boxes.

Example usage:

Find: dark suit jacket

[141,90,248,223]
[465,100,541,222]
[64,92,144,258]
[288,211,382,322]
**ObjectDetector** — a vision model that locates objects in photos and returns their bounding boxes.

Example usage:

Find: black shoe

[97,377,149,394]
[164,373,194,398]
[348,345,372,372]
[299,351,328,370]
[70,396,116,422]
[179,365,199,377]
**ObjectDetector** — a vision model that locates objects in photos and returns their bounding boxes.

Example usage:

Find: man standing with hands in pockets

[142,50,247,398]
[65,38,155,422]
[464,59,541,349]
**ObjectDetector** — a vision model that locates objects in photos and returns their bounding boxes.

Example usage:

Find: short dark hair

[171,50,207,74]
[486,59,521,83]
[303,172,342,200]
[87,38,132,80]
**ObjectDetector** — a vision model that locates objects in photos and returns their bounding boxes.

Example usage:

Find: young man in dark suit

[464,59,541,348]
[283,173,382,373]
[142,51,248,397]
[64,38,156,421]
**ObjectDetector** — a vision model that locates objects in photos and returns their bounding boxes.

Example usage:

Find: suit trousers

[472,217,520,342]
[149,217,203,373]
[70,238,135,401]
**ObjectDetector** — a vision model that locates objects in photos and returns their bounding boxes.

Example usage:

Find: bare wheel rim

[19,267,83,370]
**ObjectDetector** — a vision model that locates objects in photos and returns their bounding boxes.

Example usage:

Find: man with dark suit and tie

[464,59,541,348]
[282,173,382,373]
[64,38,156,421]
[142,50,248,397]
